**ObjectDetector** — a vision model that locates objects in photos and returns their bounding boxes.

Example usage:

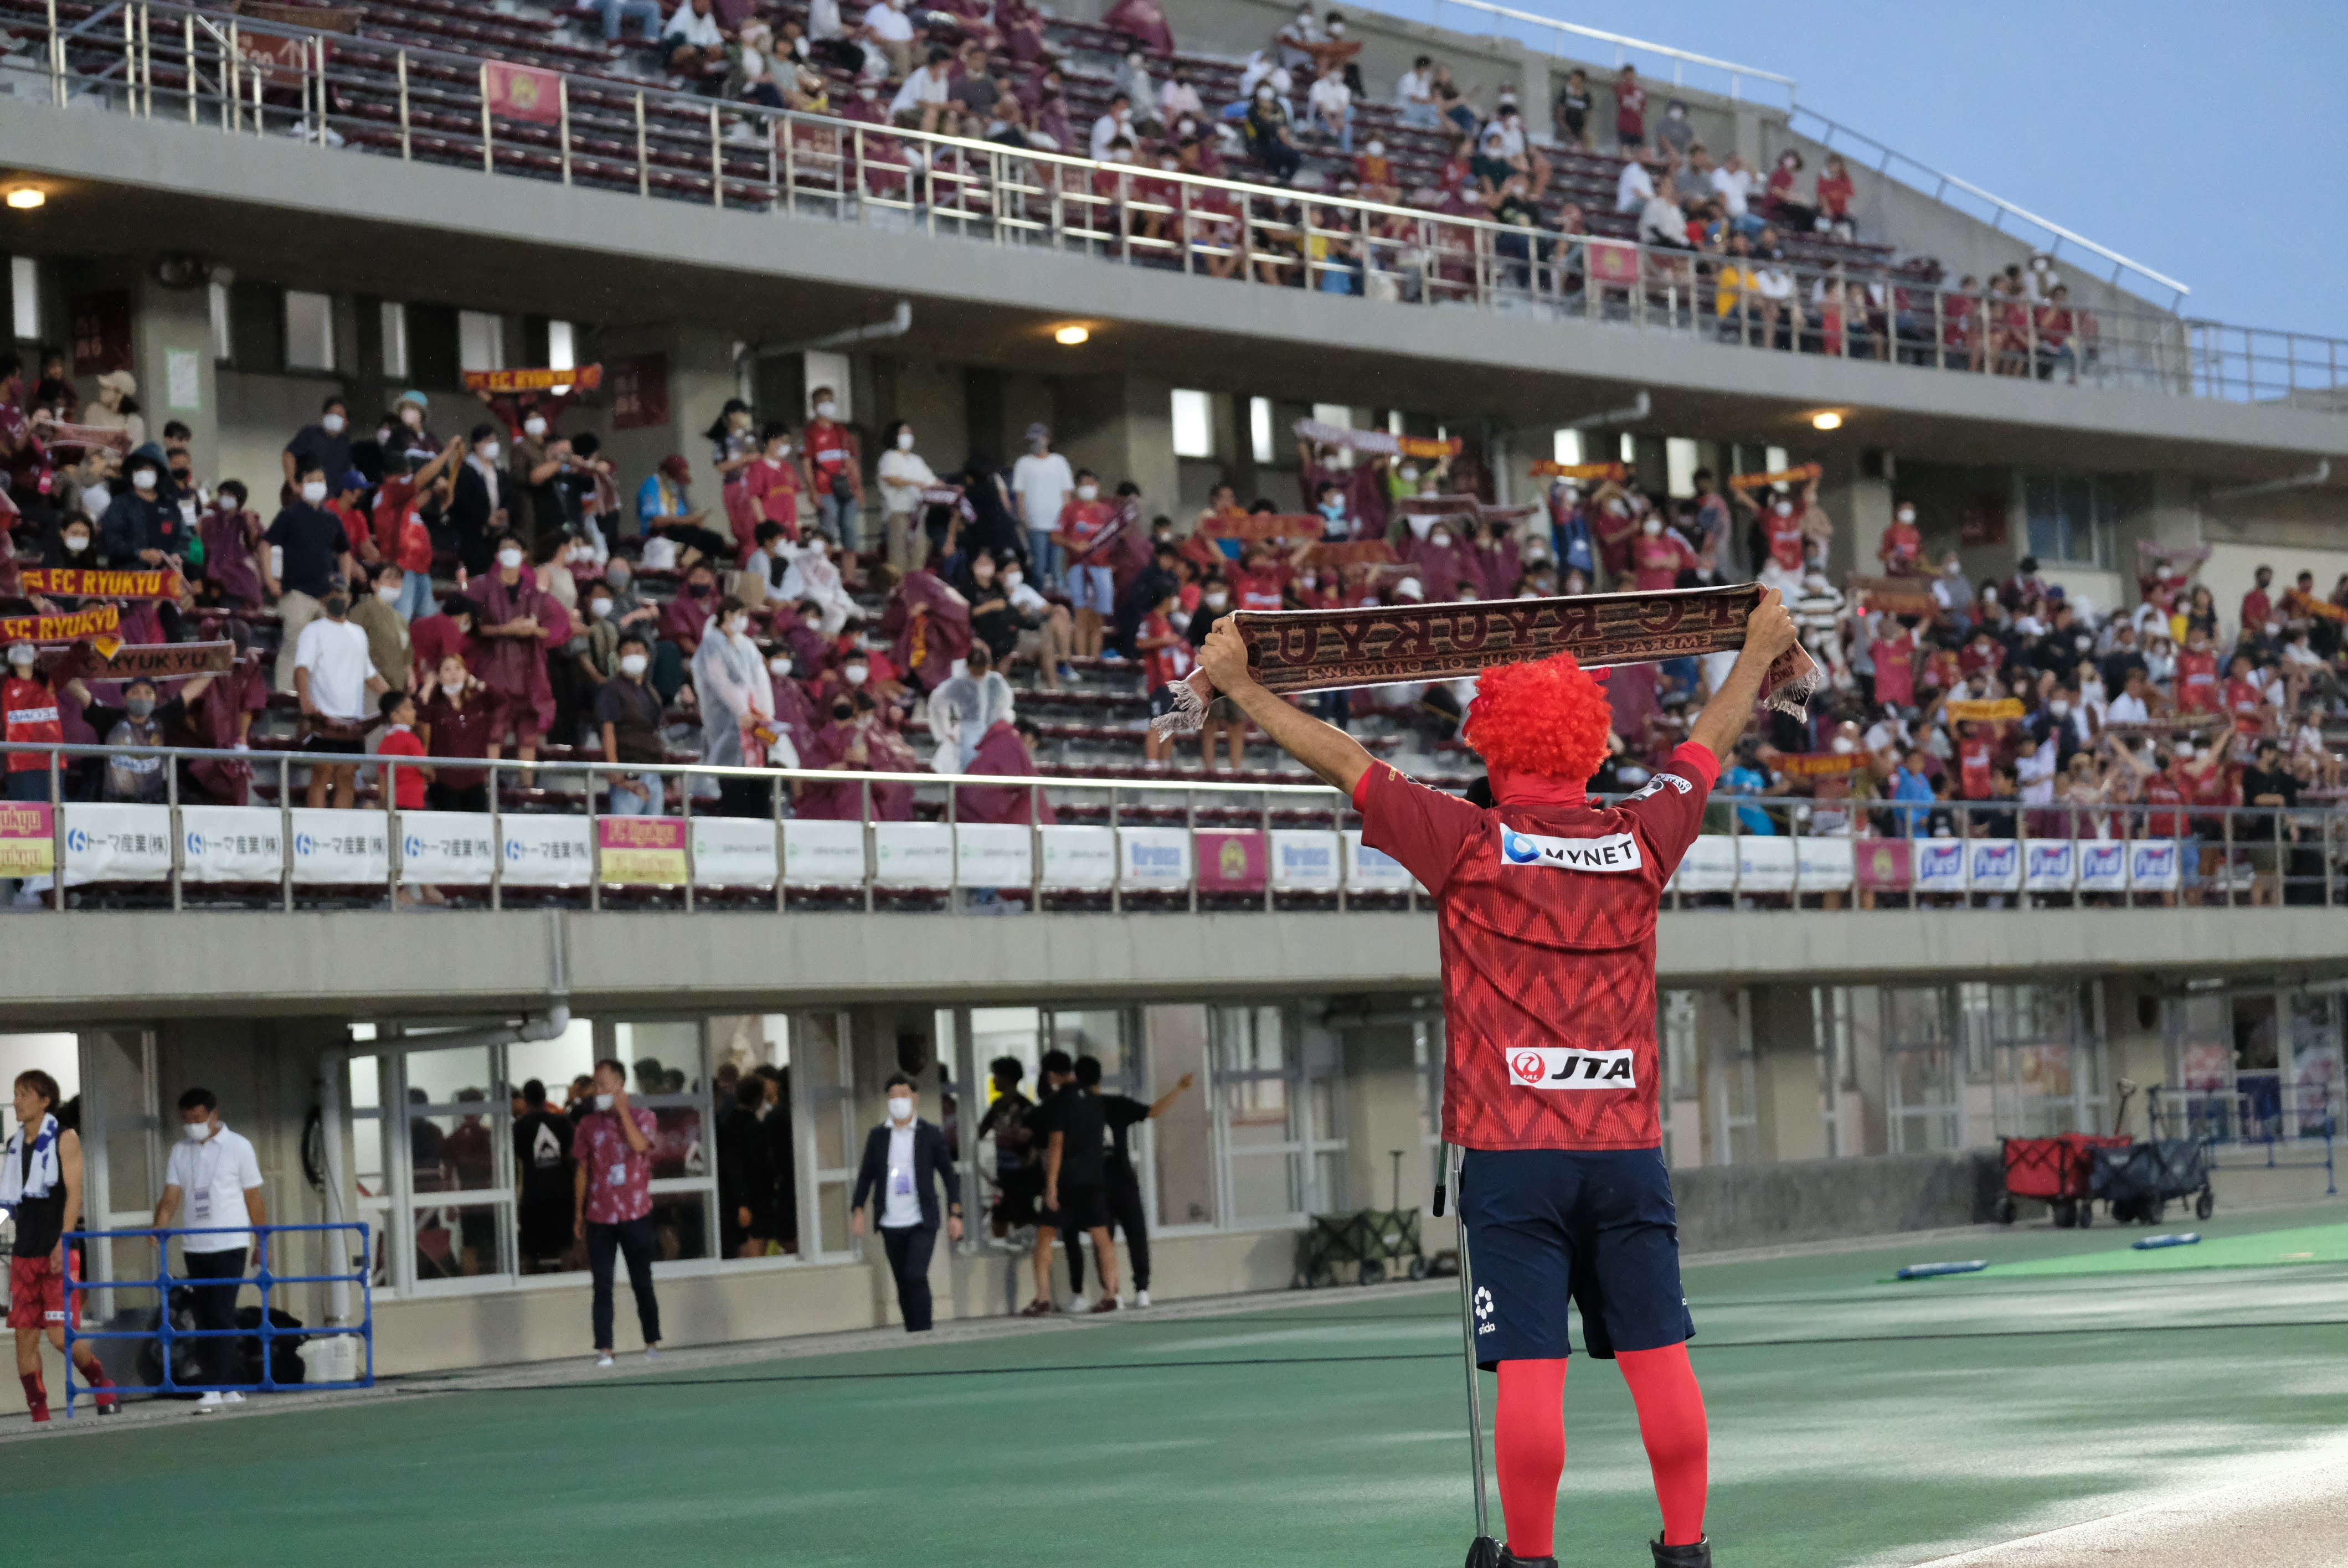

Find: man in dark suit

[850,1072,963,1332]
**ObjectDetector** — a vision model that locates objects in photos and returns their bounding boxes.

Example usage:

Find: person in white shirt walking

[849,1074,962,1332]
[1009,424,1074,591]
[151,1087,268,1412]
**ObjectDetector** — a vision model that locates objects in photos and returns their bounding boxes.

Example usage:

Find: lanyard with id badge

[189,1139,226,1228]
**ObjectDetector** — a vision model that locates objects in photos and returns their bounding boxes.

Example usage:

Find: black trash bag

[233,1304,309,1388]
[131,1287,207,1397]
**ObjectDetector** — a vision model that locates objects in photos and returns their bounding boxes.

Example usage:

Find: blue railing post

[60,1220,372,1417]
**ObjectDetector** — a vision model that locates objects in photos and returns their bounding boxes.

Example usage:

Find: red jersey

[2189,762,2237,812]
[1815,169,1853,218]
[1057,498,1119,559]
[1614,81,1646,139]
[803,420,855,496]
[2175,649,2219,712]
[329,499,370,558]
[2241,589,2273,631]
[1959,736,1994,801]
[2223,675,2267,730]
[3,675,63,773]
[1139,612,1192,691]
[2143,774,2187,837]
[1630,532,1693,591]
[1872,631,1916,708]
[1355,741,1721,1152]
[1765,513,1804,570]
[1227,562,1291,612]
[1878,522,1920,570]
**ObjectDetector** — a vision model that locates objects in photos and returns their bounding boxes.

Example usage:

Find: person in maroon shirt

[472,533,565,772]
[187,639,270,805]
[408,596,480,690]
[418,653,494,812]
[2240,565,2275,640]
[1196,589,1800,1568]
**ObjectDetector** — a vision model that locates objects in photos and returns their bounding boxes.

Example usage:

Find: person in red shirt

[2221,652,2270,737]
[1612,63,1646,148]
[2174,631,2220,713]
[2240,565,2275,639]
[1871,618,1917,710]
[1956,723,1996,801]
[1877,502,1922,574]
[801,388,865,556]
[375,689,430,811]
[1813,154,1853,225]
[1226,537,1310,614]
[327,469,374,567]
[1052,470,1120,658]
[1629,517,1694,591]
[374,439,459,621]
[2,641,64,800]
[1196,588,1800,1568]
[1137,584,1194,767]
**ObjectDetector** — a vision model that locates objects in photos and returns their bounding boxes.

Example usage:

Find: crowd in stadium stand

[2,327,2342,907]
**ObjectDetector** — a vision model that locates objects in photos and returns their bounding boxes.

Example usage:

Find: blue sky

[1352,1,2346,337]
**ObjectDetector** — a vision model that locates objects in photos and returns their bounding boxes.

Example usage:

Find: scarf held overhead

[1153,582,1822,736]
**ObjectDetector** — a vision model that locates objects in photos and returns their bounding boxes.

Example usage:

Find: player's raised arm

[1687,588,1800,766]
[1198,615,1375,796]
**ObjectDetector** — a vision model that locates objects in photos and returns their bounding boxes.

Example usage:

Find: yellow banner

[1947,698,2025,723]
[462,364,605,395]
[596,816,687,885]
[0,802,54,876]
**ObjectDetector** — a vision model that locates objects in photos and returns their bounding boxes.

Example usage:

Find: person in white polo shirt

[293,576,387,810]
[151,1087,267,1412]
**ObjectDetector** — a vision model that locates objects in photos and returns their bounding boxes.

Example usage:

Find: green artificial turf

[8,1203,2346,1568]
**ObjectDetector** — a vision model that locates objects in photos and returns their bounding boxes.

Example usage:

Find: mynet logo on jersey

[1507,1048,1636,1089]
[1497,826,1642,873]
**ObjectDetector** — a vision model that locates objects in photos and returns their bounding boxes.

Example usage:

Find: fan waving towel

[1153,582,1821,737]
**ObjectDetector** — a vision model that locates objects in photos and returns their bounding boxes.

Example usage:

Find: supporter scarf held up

[1152,582,1822,737]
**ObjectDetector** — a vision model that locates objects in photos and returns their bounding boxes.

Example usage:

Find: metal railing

[6,740,2347,914]
[1783,105,2190,311]
[59,1220,373,1416]
[7,0,2343,410]
[2149,1077,2338,1196]
[1397,0,1796,105]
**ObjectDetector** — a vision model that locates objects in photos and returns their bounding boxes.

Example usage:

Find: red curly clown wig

[1461,651,1613,782]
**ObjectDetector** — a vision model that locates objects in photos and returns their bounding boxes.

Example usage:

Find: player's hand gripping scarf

[1153,582,1822,737]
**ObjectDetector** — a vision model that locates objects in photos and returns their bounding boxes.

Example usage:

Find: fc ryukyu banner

[1728,462,1822,491]
[1947,698,2025,723]
[0,802,54,876]
[1851,576,1938,617]
[462,363,606,395]
[1304,541,1399,570]
[597,816,689,885]
[0,605,120,644]
[482,60,563,124]
[18,568,183,601]
[50,641,234,681]
[34,422,133,455]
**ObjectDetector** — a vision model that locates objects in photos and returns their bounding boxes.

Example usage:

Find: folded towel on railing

[1150,582,1821,737]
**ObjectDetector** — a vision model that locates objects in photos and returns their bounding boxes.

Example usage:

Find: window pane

[648,1190,710,1262]
[1223,1078,1290,1146]
[410,1108,499,1193]
[615,1022,703,1096]
[646,1104,706,1180]
[284,289,334,372]
[414,1199,505,1281]
[347,1055,380,1111]
[1552,429,1583,466]
[1051,1009,1126,1081]
[1170,388,1213,458]
[507,1017,598,1109]
[457,309,503,373]
[352,1117,384,1198]
[208,280,231,363]
[9,256,37,341]
[1146,1005,1214,1227]
[1229,1152,1295,1219]
[1665,437,1699,498]
[1248,396,1273,464]
[379,301,409,379]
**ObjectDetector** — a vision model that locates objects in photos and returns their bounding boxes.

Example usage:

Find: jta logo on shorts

[1506,1047,1636,1089]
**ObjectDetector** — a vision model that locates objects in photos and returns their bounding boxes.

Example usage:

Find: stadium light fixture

[1053,324,1090,346]
[5,188,44,210]
[1810,410,1844,431]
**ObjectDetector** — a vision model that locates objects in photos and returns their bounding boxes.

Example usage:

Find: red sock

[1494,1358,1567,1559]
[83,1360,118,1409]
[20,1370,48,1423]
[1617,1344,1708,1546]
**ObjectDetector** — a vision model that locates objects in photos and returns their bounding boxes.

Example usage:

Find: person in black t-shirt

[975,1056,1042,1237]
[2242,739,2300,906]
[1019,1050,1115,1316]
[716,1075,776,1258]
[1073,1055,1195,1308]
[6,1069,120,1419]
[511,1078,576,1272]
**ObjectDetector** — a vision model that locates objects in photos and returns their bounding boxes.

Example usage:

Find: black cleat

[1497,1551,1556,1568]
[1651,1536,1711,1568]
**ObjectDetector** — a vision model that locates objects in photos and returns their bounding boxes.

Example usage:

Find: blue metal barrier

[59,1222,373,1416]
[2150,1079,2339,1198]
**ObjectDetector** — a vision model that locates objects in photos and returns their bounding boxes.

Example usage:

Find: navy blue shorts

[1458,1146,1692,1369]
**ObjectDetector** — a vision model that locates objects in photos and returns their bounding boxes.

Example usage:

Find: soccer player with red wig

[1198,590,1800,1568]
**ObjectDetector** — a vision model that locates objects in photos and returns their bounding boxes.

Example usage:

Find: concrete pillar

[1819,450,1891,582]
[2100,977,2168,1139]
[133,276,219,461]
[1748,984,1824,1163]
[1053,373,1178,519]
[1340,1022,1424,1217]
[1733,107,1763,168]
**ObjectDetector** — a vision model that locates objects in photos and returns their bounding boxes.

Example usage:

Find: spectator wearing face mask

[598,632,670,816]
[444,425,512,578]
[1243,81,1304,182]
[282,395,353,508]
[851,1074,962,1334]
[1053,470,1122,658]
[925,641,1015,772]
[1010,425,1074,590]
[875,421,938,574]
[571,1059,662,1368]
[291,580,385,808]
[764,641,821,756]
[1880,502,1923,575]
[350,561,414,701]
[376,439,461,622]
[1,641,66,807]
[262,465,360,692]
[693,595,777,816]
[418,653,492,812]
[193,483,264,610]
[150,1088,266,1410]
[475,532,564,776]
[98,441,185,570]
[800,389,864,557]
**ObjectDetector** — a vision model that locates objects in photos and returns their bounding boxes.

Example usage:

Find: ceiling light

[1053,324,1089,346]
[1810,410,1843,431]
[5,188,45,210]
